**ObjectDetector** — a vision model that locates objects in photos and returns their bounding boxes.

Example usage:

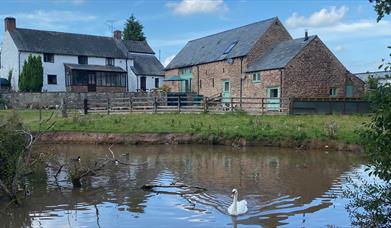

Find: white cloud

[166,0,228,16]
[2,10,96,31]
[162,55,176,67]
[292,20,391,40]
[334,45,344,52]
[286,6,348,28]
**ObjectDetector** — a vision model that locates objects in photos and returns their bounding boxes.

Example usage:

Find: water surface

[0,145,365,227]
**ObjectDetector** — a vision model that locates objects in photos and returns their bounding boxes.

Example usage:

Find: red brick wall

[67,86,88,92]
[66,86,126,93]
[96,87,126,92]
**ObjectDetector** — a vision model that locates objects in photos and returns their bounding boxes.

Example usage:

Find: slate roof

[355,71,390,81]
[129,54,165,76]
[165,17,277,70]
[122,40,155,54]
[9,28,127,58]
[64,64,126,73]
[8,27,165,76]
[246,36,317,72]
[165,76,185,81]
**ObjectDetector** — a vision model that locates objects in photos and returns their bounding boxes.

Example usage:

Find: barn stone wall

[246,19,292,64]
[282,37,364,98]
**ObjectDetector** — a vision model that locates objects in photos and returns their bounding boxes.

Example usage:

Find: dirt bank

[37,132,364,152]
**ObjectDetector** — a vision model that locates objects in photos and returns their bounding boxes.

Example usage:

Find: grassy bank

[0,110,369,144]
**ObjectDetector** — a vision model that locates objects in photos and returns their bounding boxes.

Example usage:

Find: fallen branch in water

[107,145,147,166]
[141,183,207,195]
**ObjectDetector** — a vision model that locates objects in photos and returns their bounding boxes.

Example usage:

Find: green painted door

[180,79,192,92]
[345,85,353,97]
[179,72,192,93]
[266,86,280,111]
[222,80,230,103]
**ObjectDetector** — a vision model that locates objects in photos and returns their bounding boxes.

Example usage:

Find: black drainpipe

[136,75,139,91]
[280,69,283,97]
[240,57,243,107]
[125,55,129,91]
[197,65,200,95]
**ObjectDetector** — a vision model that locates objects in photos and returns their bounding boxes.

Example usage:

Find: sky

[0,0,389,73]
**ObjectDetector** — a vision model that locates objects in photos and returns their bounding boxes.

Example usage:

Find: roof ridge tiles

[188,17,277,43]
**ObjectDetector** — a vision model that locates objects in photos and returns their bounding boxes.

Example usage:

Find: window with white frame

[329,87,337,97]
[106,58,114,66]
[252,72,261,83]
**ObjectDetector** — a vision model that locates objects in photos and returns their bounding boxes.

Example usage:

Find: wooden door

[266,86,280,111]
[140,76,147,91]
[222,80,230,103]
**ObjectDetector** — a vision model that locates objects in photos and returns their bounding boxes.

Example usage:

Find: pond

[0,145,366,227]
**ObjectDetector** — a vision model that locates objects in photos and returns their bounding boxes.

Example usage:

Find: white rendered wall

[137,75,165,91]
[127,60,137,92]
[19,53,128,92]
[0,32,19,90]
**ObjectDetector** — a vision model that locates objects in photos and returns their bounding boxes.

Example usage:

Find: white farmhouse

[0,17,164,92]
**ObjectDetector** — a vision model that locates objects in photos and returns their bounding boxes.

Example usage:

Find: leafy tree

[363,1,391,182]
[123,14,146,41]
[0,113,30,201]
[19,54,43,92]
[369,0,391,22]
[344,176,391,227]
[362,82,391,182]
[344,4,391,227]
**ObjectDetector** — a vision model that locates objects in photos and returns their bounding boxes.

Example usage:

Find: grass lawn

[0,110,370,144]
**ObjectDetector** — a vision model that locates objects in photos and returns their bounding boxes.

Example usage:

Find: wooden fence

[71,96,291,115]
[63,96,369,115]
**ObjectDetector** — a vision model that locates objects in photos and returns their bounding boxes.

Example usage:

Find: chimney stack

[113,30,122,40]
[4,17,16,32]
[304,29,308,41]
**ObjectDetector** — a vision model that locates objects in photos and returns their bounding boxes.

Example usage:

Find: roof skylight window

[223,41,238,55]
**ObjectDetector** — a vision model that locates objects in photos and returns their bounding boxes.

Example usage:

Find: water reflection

[0,144,364,227]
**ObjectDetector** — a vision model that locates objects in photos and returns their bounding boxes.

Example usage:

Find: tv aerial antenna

[106,19,120,33]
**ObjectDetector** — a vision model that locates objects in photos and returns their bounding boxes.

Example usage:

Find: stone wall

[164,19,291,98]
[349,75,365,97]
[197,58,246,97]
[246,19,292,64]
[0,92,166,109]
[243,69,281,97]
[164,68,180,92]
[283,37,364,98]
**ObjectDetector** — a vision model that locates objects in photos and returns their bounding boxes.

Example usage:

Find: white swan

[228,188,248,216]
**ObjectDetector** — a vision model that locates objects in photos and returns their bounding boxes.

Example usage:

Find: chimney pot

[113,30,122,40]
[304,29,308,41]
[4,17,16,32]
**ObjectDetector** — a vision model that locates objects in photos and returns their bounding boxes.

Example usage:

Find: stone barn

[164,17,364,106]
